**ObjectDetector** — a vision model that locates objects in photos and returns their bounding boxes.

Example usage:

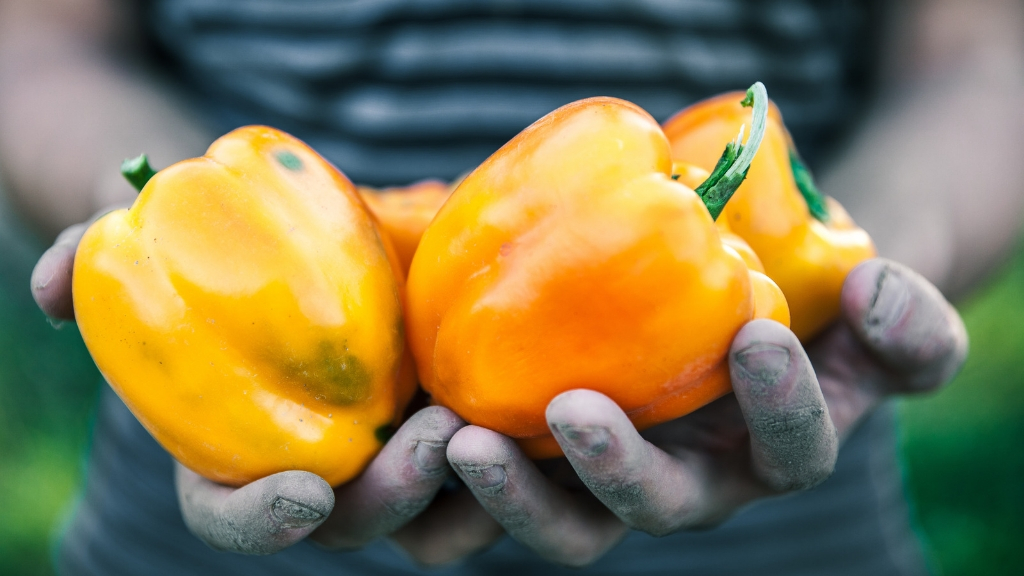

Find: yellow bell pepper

[358,180,453,275]
[407,84,789,458]
[664,93,876,341]
[73,126,415,487]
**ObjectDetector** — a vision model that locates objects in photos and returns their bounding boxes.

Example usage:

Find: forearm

[0,1,211,238]
[820,0,1024,299]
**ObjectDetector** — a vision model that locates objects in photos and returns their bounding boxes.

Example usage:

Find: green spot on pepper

[276,150,303,171]
[281,341,371,404]
[374,424,396,444]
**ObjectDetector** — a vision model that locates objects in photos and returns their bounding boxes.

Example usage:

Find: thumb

[175,463,335,555]
[31,223,87,320]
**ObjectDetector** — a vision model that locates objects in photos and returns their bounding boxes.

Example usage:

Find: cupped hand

[30,217,503,562]
[446,257,967,567]
[175,405,479,557]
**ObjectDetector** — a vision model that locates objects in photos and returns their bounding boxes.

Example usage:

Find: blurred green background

[0,193,1021,576]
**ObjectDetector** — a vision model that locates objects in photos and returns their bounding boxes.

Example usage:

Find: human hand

[30,216,502,560]
[445,257,967,566]
[174,405,470,555]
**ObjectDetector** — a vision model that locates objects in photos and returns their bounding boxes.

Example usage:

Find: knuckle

[749,404,837,492]
[764,455,836,492]
[492,507,533,534]
[592,482,689,537]
[749,404,827,445]
[586,475,697,537]
[377,491,434,521]
[588,478,646,512]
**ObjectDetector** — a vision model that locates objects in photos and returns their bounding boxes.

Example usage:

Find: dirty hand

[445,258,967,567]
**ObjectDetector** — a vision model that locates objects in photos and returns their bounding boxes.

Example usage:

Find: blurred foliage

[899,247,1024,575]
[0,185,1020,574]
[0,200,100,576]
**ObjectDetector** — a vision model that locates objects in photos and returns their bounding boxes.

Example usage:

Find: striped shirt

[145,0,884,185]
[58,1,928,574]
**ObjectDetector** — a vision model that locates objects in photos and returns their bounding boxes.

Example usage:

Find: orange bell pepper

[672,160,780,310]
[663,93,876,341]
[358,180,453,274]
[407,84,788,458]
[73,126,416,487]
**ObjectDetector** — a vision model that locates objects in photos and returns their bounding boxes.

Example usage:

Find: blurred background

[2,0,1024,574]
[1,180,1022,575]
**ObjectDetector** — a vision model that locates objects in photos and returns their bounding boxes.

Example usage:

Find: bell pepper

[358,180,453,274]
[406,84,789,458]
[663,93,876,341]
[73,126,416,487]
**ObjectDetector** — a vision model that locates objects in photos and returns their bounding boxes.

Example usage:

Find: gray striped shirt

[145,0,884,185]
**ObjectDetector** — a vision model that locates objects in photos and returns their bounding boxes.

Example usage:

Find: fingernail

[32,269,55,292]
[31,253,60,291]
[271,497,324,528]
[867,266,910,334]
[553,424,609,456]
[455,463,506,492]
[734,343,791,384]
[413,441,448,474]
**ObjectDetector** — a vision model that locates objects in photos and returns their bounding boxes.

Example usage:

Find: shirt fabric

[58,0,929,574]
[145,0,885,183]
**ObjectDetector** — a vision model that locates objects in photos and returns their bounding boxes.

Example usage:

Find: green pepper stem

[121,154,157,192]
[693,81,769,220]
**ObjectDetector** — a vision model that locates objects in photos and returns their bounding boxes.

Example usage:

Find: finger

[311,406,465,549]
[175,463,334,555]
[841,258,968,392]
[31,223,88,320]
[447,426,626,567]
[547,390,748,536]
[389,487,505,566]
[730,319,838,492]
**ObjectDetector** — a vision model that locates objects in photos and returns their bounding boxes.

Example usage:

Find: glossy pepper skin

[406,95,788,458]
[358,180,453,274]
[663,93,876,342]
[672,161,790,322]
[73,126,416,487]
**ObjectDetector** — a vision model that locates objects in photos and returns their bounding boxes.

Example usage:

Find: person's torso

[144,0,886,185]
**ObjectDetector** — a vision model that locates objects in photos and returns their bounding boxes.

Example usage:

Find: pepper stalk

[121,154,157,192]
[789,149,831,222]
[686,81,769,221]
